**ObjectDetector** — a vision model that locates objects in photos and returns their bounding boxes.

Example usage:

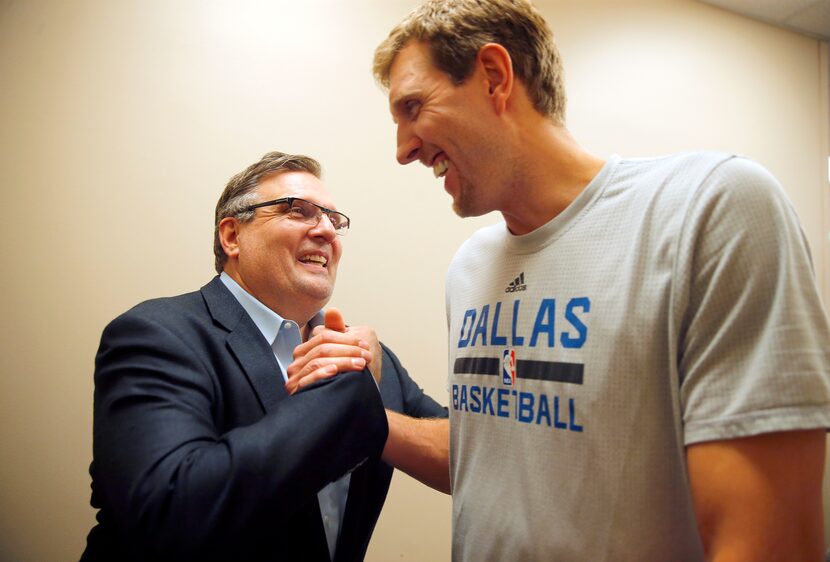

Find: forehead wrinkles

[265,172,339,211]
[388,69,419,117]
[388,44,444,113]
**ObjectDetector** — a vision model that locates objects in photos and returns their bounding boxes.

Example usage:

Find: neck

[500,114,605,236]
[222,267,319,329]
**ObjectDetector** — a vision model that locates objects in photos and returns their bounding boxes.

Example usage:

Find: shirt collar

[219,272,323,343]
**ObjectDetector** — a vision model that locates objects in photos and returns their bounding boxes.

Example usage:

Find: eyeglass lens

[290,199,348,231]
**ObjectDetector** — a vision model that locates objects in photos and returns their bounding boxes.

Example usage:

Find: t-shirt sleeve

[675,156,830,445]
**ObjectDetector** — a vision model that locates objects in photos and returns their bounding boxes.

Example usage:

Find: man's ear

[218,216,242,259]
[477,43,514,114]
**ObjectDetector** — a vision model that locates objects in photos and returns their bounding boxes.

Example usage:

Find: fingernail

[352,358,366,369]
[358,340,370,349]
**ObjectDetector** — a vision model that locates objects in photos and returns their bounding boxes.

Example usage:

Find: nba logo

[502,348,516,386]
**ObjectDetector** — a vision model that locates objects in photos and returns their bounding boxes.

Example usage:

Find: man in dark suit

[82,151,447,562]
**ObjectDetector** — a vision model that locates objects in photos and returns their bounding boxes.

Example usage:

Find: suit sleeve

[380,343,448,419]
[91,310,388,560]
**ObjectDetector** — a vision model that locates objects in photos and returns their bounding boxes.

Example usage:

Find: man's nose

[396,123,421,165]
[309,213,337,241]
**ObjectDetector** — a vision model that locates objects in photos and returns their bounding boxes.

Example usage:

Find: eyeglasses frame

[239,196,350,235]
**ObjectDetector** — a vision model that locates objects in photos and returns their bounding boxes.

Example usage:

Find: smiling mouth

[299,254,327,268]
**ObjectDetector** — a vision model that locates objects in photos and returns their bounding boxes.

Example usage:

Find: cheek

[418,117,442,142]
[331,247,343,269]
[413,108,445,137]
[246,241,290,274]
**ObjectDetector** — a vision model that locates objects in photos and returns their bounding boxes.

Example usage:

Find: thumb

[324,307,347,332]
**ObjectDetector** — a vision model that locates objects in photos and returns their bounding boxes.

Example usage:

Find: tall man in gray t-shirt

[291,0,830,559]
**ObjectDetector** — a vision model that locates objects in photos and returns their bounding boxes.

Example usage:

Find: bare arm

[286,310,450,493]
[687,429,825,562]
[384,410,450,494]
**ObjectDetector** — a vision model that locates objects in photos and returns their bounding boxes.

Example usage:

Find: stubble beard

[450,179,485,219]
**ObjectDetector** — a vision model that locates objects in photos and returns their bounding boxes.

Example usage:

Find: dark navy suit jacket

[82,276,446,561]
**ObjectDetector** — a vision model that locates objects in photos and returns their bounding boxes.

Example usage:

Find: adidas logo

[505,272,527,293]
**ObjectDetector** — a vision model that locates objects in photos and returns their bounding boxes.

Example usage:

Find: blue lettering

[569,398,583,432]
[511,299,525,346]
[490,302,508,346]
[453,382,582,434]
[470,304,489,347]
[561,297,590,349]
[518,392,535,423]
[481,387,495,415]
[553,396,568,429]
[496,388,510,418]
[536,393,552,426]
[530,298,556,347]
[458,309,476,348]
[469,385,481,413]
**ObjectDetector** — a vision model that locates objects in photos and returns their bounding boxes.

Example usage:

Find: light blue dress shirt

[220,272,350,560]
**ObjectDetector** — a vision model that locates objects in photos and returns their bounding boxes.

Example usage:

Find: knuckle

[309,358,327,371]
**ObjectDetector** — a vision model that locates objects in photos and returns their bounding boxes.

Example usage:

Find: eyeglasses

[240,197,350,235]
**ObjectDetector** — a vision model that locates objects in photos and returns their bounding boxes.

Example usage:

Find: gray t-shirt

[445,152,830,561]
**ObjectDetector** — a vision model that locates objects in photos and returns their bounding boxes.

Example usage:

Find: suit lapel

[202,277,332,559]
[201,276,287,412]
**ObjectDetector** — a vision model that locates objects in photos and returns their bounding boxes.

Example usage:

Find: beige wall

[1,0,828,560]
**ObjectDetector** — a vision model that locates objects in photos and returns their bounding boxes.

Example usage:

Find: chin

[452,200,485,219]
[303,284,333,303]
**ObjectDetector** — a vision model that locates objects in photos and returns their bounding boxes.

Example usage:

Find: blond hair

[373,0,566,123]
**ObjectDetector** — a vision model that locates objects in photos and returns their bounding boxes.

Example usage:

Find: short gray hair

[213,151,322,273]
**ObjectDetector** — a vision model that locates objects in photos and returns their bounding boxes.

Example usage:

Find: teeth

[433,159,450,178]
[300,255,327,266]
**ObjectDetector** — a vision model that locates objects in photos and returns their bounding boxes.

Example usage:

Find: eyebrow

[295,196,340,212]
[389,97,404,124]
[269,195,340,213]
[388,88,417,124]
